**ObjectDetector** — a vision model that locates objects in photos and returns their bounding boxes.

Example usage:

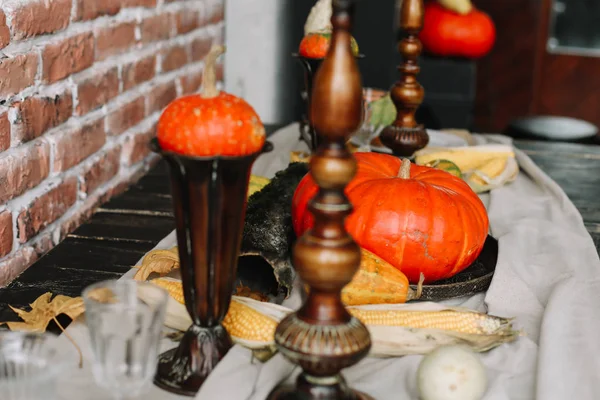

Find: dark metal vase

[294,54,323,152]
[151,138,271,397]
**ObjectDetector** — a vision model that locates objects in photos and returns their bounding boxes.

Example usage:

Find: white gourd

[417,345,487,400]
[304,0,333,36]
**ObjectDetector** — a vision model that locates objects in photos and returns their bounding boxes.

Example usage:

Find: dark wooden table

[0,127,598,326]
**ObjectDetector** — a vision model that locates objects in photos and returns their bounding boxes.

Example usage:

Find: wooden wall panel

[533,0,600,126]
[473,0,600,133]
[536,55,600,123]
[472,0,542,132]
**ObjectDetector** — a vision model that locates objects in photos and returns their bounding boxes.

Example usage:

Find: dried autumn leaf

[6,292,84,332]
[134,247,180,281]
[86,287,118,304]
[2,292,85,368]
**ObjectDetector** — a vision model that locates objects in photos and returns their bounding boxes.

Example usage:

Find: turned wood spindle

[380,0,429,157]
[268,1,372,399]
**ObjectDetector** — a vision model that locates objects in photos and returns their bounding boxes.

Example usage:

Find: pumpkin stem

[398,158,411,179]
[201,45,226,99]
[416,273,424,299]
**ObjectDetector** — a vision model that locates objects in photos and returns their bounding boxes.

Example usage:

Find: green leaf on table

[367,94,397,128]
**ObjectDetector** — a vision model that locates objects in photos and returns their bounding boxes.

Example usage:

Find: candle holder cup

[151,138,271,397]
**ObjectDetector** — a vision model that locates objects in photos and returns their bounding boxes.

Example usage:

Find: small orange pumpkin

[299,31,360,59]
[157,46,266,157]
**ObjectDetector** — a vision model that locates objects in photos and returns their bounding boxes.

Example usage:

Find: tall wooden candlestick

[379,0,429,157]
[268,0,372,399]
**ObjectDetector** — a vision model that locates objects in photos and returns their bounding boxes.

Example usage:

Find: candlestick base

[379,124,429,158]
[154,325,231,397]
[268,374,374,400]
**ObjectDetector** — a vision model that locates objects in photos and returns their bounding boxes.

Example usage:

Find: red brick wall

[0,0,225,285]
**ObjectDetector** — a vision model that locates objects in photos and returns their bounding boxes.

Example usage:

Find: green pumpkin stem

[201,45,225,99]
[398,158,411,179]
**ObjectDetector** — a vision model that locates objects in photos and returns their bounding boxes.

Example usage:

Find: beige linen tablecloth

[57,124,600,400]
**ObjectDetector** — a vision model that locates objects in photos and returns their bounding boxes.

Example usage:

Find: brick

[42,32,94,83]
[161,45,188,72]
[53,119,106,172]
[59,197,97,241]
[75,0,121,21]
[122,125,155,165]
[179,68,203,95]
[123,0,157,7]
[0,52,38,98]
[75,67,119,116]
[146,82,177,115]
[0,11,9,49]
[0,110,10,151]
[122,55,156,91]
[31,231,55,258]
[0,141,50,203]
[95,22,137,61]
[0,211,13,258]
[141,13,174,43]
[107,97,145,136]
[5,0,71,40]
[13,91,73,143]
[83,146,121,195]
[206,0,225,24]
[0,247,36,287]
[190,36,212,62]
[175,10,200,34]
[116,163,154,195]
[17,178,78,243]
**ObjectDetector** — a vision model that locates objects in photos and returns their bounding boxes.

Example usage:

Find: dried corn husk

[415,144,519,193]
[134,248,179,281]
[141,282,520,357]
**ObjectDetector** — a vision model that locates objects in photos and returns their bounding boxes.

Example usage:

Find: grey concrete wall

[224,0,312,125]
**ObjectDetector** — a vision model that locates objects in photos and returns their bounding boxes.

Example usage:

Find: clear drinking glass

[83,279,168,400]
[0,331,71,400]
[352,88,388,152]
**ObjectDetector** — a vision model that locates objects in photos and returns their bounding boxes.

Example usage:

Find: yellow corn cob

[151,278,509,340]
[248,175,270,197]
[348,309,507,335]
[150,278,277,342]
[222,301,278,342]
[151,278,184,304]
[415,149,515,173]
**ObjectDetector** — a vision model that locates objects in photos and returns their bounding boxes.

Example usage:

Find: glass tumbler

[351,88,388,152]
[0,331,70,400]
[83,279,168,400]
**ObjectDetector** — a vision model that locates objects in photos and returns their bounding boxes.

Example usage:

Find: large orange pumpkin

[292,152,489,283]
[157,45,265,157]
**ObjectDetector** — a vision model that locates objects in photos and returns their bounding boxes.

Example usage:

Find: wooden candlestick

[268,1,372,399]
[379,0,429,157]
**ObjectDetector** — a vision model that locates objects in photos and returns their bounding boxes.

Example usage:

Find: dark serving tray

[409,235,499,301]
